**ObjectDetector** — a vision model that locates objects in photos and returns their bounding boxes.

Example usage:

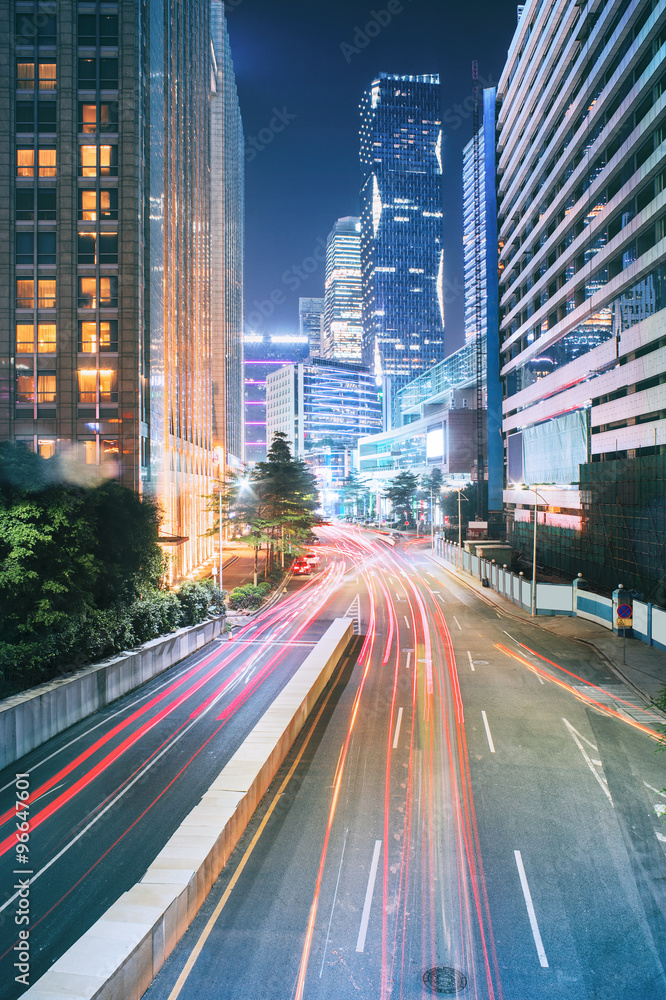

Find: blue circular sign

[617,604,632,618]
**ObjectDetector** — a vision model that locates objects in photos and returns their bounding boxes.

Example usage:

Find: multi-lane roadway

[2,526,665,999]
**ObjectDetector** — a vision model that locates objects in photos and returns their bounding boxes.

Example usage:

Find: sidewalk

[428,550,666,713]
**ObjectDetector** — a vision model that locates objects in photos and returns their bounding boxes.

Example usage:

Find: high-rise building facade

[211,1,244,474]
[322,216,363,362]
[298,297,324,357]
[463,131,486,345]
[265,358,382,504]
[497,0,666,601]
[359,73,445,385]
[244,333,309,465]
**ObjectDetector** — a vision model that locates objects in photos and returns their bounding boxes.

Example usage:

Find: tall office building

[298,297,324,358]
[244,333,309,465]
[322,216,363,362]
[463,131,486,345]
[211,1,244,474]
[1,1,216,579]
[266,357,382,505]
[497,0,666,601]
[359,73,445,386]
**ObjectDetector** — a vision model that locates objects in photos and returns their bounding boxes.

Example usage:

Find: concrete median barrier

[22,617,354,1000]
[0,617,226,771]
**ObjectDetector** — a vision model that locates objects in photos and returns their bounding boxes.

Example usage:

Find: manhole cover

[422,966,467,994]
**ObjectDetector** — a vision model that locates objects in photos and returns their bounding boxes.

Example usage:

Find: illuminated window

[79,145,97,176]
[80,440,97,465]
[78,321,97,353]
[78,277,97,308]
[16,371,35,404]
[79,103,97,133]
[99,278,118,308]
[38,148,56,177]
[17,147,35,176]
[99,189,117,219]
[37,439,56,459]
[99,320,118,351]
[38,63,56,90]
[16,62,35,89]
[99,369,117,402]
[37,374,56,404]
[38,279,56,308]
[16,324,34,353]
[79,189,97,220]
[101,439,118,463]
[99,145,118,176]
[77,369,97,402]
[37,324,56,353]
[16,279,34,309]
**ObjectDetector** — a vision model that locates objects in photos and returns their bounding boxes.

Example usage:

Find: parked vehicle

[292,558,312,576]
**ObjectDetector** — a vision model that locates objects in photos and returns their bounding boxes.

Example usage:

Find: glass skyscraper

[211,1,244,473]
[359,73,445,385]
[323,217,363,363]
[1,0,235,580]
[298,297,324,357]
[463,131,486,345]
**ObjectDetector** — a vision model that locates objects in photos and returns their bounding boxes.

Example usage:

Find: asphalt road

[142,527,666,1000]
[0,543,355,998]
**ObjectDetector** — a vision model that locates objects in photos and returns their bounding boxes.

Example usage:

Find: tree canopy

[384,470,419,527]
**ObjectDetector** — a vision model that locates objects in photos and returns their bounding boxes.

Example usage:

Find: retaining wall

[22,618,353,1000]
[0,617,225,771]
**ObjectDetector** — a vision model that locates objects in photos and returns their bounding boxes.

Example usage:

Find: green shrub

[228,583,270,611]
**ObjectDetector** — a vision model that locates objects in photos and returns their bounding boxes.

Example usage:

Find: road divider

[21,618,354,1000]
[0,616,226,771]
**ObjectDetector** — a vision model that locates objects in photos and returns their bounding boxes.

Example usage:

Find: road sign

[617,617,632,628]
[617,604,632,618]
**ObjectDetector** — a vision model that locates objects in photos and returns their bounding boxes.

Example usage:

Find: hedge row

[0,580,225,699]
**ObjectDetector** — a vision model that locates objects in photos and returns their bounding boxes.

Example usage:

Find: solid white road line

[320,828,348,976]
[392,707,404,749]
[514,850,549,968]
[481,711,495,753]
[467,650,475,672]
[356,840,382,953]
[453,616,462,630]
[404,616,411,629]
[563,719,613,805]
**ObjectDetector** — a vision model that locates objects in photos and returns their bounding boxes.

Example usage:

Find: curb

[426,550,666,718]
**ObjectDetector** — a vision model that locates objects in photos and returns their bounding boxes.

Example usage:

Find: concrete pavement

[428,548,666,711]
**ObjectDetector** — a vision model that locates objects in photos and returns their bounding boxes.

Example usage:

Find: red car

[292,558,312,576]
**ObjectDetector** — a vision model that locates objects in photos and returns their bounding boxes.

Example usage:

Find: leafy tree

[384,470,419,527]
[342,470,371,518]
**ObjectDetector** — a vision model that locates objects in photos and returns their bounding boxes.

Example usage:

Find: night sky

[226,0,519,356]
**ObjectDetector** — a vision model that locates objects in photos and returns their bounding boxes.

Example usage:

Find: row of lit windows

[17,146,118,177]
[16,320,118,354]
[16,101,118,134]
[16,58,119,90]
[15,370,118,404]
[15,189,118,222]
[13,438,119,465]
[16,279,120,311]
